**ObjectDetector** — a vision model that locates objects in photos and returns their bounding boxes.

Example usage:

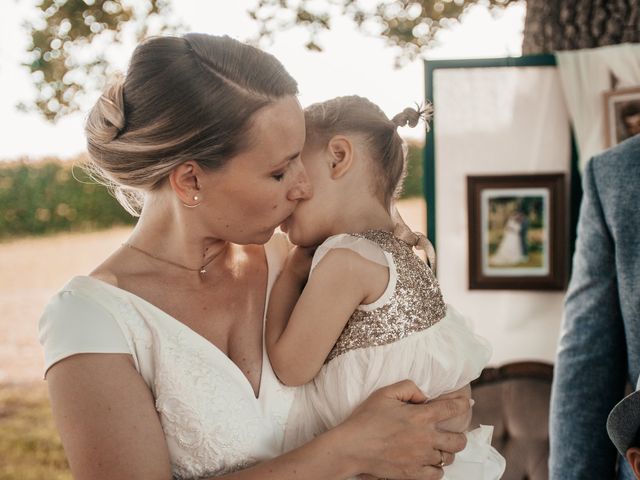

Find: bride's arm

[46,353,173,479]
[47,355,469,480]
[214,380,470,480]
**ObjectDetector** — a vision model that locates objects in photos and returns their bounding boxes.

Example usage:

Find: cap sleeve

[310,234,397,311]
[38,289,132,377]
[310,233,390,274]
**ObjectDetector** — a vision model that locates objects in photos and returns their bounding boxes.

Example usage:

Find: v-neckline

[73,242,273,401]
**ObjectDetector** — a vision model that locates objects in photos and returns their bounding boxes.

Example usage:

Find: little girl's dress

[283,230,506,479]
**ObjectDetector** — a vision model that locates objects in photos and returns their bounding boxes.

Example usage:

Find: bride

[38,33,471,479]
[490,212,526,266]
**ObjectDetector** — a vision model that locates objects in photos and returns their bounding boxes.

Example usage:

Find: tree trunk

[522,0,640,54]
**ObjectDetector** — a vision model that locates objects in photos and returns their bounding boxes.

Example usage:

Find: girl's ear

[169,161,202,205]
[327,135,354,179]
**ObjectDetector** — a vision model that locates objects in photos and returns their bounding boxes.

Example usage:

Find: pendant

[199,267,206,274]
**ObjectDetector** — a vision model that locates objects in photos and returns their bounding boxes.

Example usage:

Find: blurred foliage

[0,144,423,240]
[23,0,627,120]
[402,142,424,199]
[0,157,135,240]
[249,0,520,66]
[22,0,523,120]
[0,384,70,480]
[23,0,181,121]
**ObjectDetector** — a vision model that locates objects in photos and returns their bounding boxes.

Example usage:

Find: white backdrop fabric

[556,43,640,170]
[433,66,571,364]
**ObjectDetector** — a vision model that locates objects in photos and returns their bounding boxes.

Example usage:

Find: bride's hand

[432,384,473,433]
[340,380,470,479]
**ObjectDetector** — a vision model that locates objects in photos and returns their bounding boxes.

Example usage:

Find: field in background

[0,197,426,478]
[0,143,425,240]
[0,384,70,480]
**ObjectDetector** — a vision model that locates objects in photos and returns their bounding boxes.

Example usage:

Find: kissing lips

[279,215,291,234]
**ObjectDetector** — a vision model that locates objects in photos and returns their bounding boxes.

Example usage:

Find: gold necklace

[122,242,216,275]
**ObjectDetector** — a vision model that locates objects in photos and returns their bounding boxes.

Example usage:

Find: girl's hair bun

[391,102,434,129]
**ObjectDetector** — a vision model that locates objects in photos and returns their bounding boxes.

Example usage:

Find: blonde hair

[303,95,431,210]
[84,34,298,215]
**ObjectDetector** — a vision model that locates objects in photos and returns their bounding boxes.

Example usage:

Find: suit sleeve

[549,157,627,479]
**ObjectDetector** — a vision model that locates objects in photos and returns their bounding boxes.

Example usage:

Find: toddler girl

[266,95,505,479]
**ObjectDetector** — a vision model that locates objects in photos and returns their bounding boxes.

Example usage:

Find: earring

[183,195,202,208]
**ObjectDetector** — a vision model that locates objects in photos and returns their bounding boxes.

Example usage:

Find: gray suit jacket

[550,135,640,479]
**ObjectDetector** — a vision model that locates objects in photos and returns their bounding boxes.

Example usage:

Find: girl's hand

[340,380,470,479]
[391,206,436,273]
[391,205,415,243]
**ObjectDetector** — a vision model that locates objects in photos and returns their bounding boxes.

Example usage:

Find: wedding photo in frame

[467,174,567,290]
[604,86,640,148]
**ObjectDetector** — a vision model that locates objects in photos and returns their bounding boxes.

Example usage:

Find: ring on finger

[436,449,446,468]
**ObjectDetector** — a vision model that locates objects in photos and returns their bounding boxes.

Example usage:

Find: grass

[0,383,70,480]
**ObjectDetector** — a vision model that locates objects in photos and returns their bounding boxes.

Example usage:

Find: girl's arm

[266,247,388,386]
[48,354,470,479]
[264,246,314,367]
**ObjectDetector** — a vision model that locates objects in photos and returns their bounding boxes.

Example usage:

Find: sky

[0,0,525,160]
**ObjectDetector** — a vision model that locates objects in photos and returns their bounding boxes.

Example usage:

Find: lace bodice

[39,234,295,479]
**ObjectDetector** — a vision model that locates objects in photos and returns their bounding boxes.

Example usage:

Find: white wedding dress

[39,234,296,479]
[490,217,525,266]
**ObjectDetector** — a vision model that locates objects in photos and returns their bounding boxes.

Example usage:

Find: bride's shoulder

[88,268,120,288]
[87,245,143,288]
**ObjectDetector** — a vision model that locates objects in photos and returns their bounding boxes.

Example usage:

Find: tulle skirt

[283,305,506,479]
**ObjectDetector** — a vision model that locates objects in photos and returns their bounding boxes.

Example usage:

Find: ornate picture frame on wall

[467,174,567,290]
[604,86,640,148]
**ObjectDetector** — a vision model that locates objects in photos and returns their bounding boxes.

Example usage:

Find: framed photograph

[467,174,567,290]
[604,86,640,148]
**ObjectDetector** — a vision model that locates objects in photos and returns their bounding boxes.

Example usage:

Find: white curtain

[556,43,640,170]
[433,66,571,364]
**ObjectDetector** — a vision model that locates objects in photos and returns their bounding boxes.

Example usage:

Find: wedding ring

[436,449,446,468]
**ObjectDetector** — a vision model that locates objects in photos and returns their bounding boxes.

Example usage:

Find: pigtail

[391,102,434,131]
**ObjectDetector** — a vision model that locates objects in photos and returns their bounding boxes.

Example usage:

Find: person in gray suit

[549,134,640,480]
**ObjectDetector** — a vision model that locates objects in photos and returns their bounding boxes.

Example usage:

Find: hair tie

[391,102,434,131]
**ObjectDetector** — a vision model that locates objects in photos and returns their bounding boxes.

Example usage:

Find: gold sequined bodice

[326,230,447,362]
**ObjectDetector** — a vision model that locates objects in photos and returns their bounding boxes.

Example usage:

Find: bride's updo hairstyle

[85,33,298,215]
[303,95,431,211]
